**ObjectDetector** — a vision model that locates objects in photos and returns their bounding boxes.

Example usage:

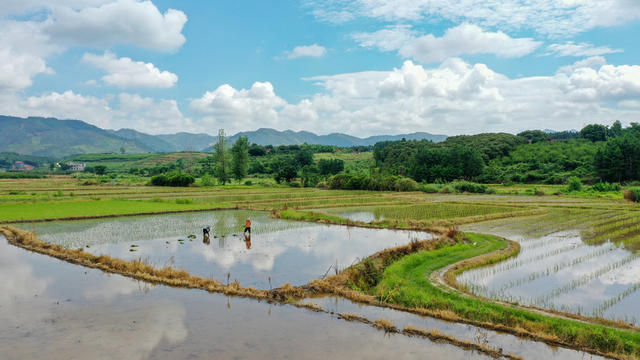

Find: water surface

[17,210,432,288]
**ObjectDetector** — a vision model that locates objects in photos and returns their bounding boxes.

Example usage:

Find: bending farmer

[203,225,210,236]
[244,218,251,234]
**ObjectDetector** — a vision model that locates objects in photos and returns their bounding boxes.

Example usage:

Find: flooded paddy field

[318,203,523,223]
[1,233,609,360]
[306,296,606,360]
[16,210,432,288]
[461,210,640,323]
[0,234,495,360]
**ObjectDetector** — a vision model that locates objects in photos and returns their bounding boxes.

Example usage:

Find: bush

[624,188,640,202]
[151,171,195,187]
[244,180,253,186]
[419,184,441,193]
[288,181,301,188]
[567,176,583,192]
[199,174,215,187]
[450,180,491,194]
[327,173,417,192]
[394,177,419,191]
[591,182,620,192]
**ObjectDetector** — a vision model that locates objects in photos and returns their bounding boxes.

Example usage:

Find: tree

[231,136,249,182]
[248,144,267,156]
[518,130,549,144]
[595,133,640,182]
[94,165,107,175]
[580,124,608,142]
[275,164,297,183]
[120,146,125,154]
[295,149,314,167]
[214,129,230,185]
[608,120,623,138]
[318,159,344,175]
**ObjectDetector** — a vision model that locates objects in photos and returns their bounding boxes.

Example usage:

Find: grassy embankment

[332,232,640,359]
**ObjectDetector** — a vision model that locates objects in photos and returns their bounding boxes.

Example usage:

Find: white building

[68,162,86,171]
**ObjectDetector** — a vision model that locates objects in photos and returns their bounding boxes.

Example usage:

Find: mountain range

[0,115,447,158]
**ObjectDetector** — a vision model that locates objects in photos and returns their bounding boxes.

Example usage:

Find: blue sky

[2,0,640,136]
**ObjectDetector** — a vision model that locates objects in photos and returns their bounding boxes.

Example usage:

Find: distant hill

[156,132,216,152]
[226,128,447,147]
[0,116,154,158]
[0,115,447,157]
[108,128,178,153]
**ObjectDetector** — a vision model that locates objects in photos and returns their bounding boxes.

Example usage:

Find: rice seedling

[532,253,640,307]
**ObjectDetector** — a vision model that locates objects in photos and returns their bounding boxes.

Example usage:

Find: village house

[68,162,86,171]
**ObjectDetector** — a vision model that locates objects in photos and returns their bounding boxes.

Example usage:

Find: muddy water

[306,296,606,360]
[462,220,640,323]
[15,210,432,288]
[1,235,499,360]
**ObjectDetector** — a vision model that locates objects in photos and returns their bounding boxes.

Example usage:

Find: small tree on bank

[214,129,230,185]
[231,136,249,182]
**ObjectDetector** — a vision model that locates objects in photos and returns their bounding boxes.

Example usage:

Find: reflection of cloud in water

[600,260,640,285]
[195,226,428,273]
[0,236,50,326]
[83,276,148,302]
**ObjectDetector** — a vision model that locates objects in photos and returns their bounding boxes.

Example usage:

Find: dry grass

[372,318,396,332]
[402,325,523,360]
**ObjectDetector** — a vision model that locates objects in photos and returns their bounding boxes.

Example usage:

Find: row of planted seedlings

[457,239,606,287]
[509,253,640,311]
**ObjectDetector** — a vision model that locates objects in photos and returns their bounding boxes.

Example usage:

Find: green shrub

[151,171,195,187]
[199,174,215,187]
[244,180,253,186]
[591,182,620,192]
[288,181,301,188]
[394,177,419,191]
[420,184,441,193]
[450,180,491,194]
[567,176,583,192]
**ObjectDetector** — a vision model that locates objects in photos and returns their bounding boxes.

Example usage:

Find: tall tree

[231,136,249,182]
[214,129,230,185]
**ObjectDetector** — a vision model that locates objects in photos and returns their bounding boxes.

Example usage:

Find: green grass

[369,233,640,358]
[0,199,224,222]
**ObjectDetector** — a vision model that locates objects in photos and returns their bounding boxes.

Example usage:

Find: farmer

[244,218,251,234]
[243,232,252,249]
[203,225,210,236]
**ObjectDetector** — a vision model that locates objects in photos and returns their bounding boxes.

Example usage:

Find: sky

[1,0,640,137]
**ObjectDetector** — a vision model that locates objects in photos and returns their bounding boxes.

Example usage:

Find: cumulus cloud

[285,44,327,59]
[309,0,640,37]
[0,21,58,91]
[353,23,541,63]
[0,1,187,91]
[82,52,178,88]
[44,0,187,52]
[188,57,640,136]
[190,82,286,132]
[545,41,623,57]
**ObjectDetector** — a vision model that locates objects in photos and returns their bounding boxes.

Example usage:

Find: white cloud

[545,41,623,57]
[190,82,286,132]
[0,1,187,91]
[82,52,178,88]
[353,23,541,63]
[189,57,640,136]
[44,0,187,52]
[309,0,640,37]
[286,44,327,59]
[0,21,59,91]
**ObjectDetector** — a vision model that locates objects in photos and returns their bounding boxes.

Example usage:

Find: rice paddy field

[2,175,640,359]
